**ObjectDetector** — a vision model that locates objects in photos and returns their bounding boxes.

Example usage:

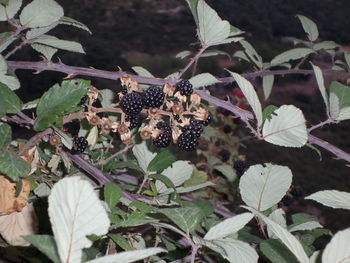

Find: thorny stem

[5,37,28,59]
[97,143,135,165]
[308,118,334,132]
[178,45,207,78]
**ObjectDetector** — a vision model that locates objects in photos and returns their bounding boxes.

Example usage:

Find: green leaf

[175,50,192,59]
[103,160,143,173]
[0,149,31,181]
[109,234,132,251]
[0,122,11,147]
[33,35,85,54]
[189,73,221,88]
[289,221,322,232]
[197,0,230,46]
[0,0,22,21]
[104,182,122,210]
[31,43,58,60]
[0,74,21,91]
[322,227,350,263]
[26,23,58,39]
[313,41,339,51]
[132,66,154,78]
[200,49,231,59]
[158,207,202,234]
[204,213,253,240]
[185,0,199,26]
[155,160,193,193]
[86,248,166,263]
[228,71,263,127]
[213,164,237,182]
[306,190,350,210]
[262,75,274,100]
[132,141,156,173]
[148,148,176,172]
[149,174,176,192]
[59,16,91,34]
[296,15,319,42]
[19,0,63,28]
[0,82,21,114]
[344,52,350,69]
[48,177,110,263]
[23,235,60,263]
[329,92,340,120]
[311,63,329,112]
[239,40,263,68]
[239,163,293,211]
[330,81,350,109]
[262,105,308,148]
[262,105,278,123]
[270,48,314,67]
[34,79,89,131]
[260,239,298,263]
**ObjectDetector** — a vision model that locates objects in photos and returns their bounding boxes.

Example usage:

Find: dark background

[10,0,350,231]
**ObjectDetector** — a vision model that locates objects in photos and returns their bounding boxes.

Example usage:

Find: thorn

[33,70,42,75]
[89,66,96,69]
[116,66,123,72]
[64,74,75,79]
[38,55,48,62]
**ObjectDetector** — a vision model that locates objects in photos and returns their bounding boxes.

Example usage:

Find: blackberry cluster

[153,121,172,148]
[178,119,204,151]
[126,114,142,129]
[233,160,249,177]
[72,136,88,153]
[120,92,144,115]
[176,80,193,96]
[143,86,165,108]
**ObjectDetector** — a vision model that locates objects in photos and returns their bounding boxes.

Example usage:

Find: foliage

[0,0,350,262]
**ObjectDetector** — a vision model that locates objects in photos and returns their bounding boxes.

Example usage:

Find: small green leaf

[330,81,350,109]
[149,174,177,192]
[296,15,319,42]
[34,79,89,131]
[0,122,11,147]
[0,149,30,181]
[262,105,278,123]
[185,0,199,26]
[0,0,22,21]
[263,75,274,100]
[240,40,263,68]
[147,148,176,172]
[109,234,132,251]
[33,35,85,54]
[270,48,314,67]
[0,82,21,114]
[132,141,156,173]
[23,235,60,263]
[19,0,63,28]
[213,164,237,182]
[31,43,58,60]
[104,182,122,210]
[59,16,91,34]
[103,160,143,173]
[189,73,221,88]
[260,239,298,263]
[132,66,154,78]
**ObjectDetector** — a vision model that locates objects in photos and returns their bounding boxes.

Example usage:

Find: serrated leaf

[239,163,293,211]
[132,141,156,173]
[268,209,287,239]
[0,122,11,147]
[23,235,60,263]
[104,182,122,210]
[200,49,231,59]
[244,207,309,263]
[296,15,319,42]
[311,63,329,113]
[260,239,298,263]
[336,106,350,121]
[158,207,202,234]
[229,71,263,127]
[31,43,57,60]
[185,0,199,26]
[329,92,340,119]
[194,236,259,263]
[289,221,322,232]
[26,23,58,40]
[33,35,85,54]
[48,177,110,263]
[175,50,192,59]
[155,160,193,193]
[0,82,21,114]
[20,0,63,28]
[262,105,278,123]
[270,48,314,67]
[313,41,339,51]
[86,248,166,263]
[322,227,350,263]
[306,190,350,210]
[0,149,30,181]
[262,105,308,147]
[0,74,21,91]
[0,0,22,21]
[189,73,221,88]
[263,75,274,100]
[53,126,73,150]
[34,79,89,131]
[240,40,263,68]
[197,0,230,46]
[330,81,350,109]
[204,212,253,240]
[147,148,176,172]
[213,164,237,182]
[132,66,154,78]
[59,16,91,34]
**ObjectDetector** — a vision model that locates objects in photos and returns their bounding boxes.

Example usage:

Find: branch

[5,37,28,59]
[178,46,207,78]
[18,128,53,155]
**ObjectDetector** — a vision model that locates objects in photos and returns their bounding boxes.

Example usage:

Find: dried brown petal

[121,132,132,144]
[100,117,112,134]
[0,203,38,246]
[140,126,153,140]
[0,175,31,215]
[194,107,208,121]
[164,83,175,96]
[172,127,181,143]
[118,123,130,135]
[86,112,102,126]
[148,108,161,119]
[120,74,139,92]
[174,92,187,103]
[190,93,202,105]
[171,104,184,115]
[49,135,62,147]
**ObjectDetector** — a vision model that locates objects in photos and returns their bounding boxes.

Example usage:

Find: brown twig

[18,128,53,155]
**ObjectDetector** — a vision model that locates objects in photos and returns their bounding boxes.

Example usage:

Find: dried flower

[171,103,184,115]
[190,93,201,105]
[86,112,101,126]
[148,108,161,119]
[87,86,101,104]
[120,74,139,92]
[49,135,62,147]
[118,122,130,135]
[174,91,187,103]
[121,132,132,144]
[100,117,112,134]
[140,125,153,140]
[193,107,208,121]
[163,83,175,96]
[172,127,181,143]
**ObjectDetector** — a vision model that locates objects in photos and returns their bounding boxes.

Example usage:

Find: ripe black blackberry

[178,133,198,151]
[176,80,193,96]
[201,112,212,126]
[219,149,231,162]
[72,136,88,153]
[173,114,180,121]
[120,92,144,115]
[233,159,249,177]
[125,114,142,129]
[280,195,294,206]
[143,86,165,108]
[181,119,203,139]
[153,121,172,148]
[291,185,303,198]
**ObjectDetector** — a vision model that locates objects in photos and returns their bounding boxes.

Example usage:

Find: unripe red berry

[237,102,248,110]
[233,88,245,99]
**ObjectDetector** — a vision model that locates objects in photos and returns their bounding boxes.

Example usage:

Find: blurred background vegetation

[9,0,350,231]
